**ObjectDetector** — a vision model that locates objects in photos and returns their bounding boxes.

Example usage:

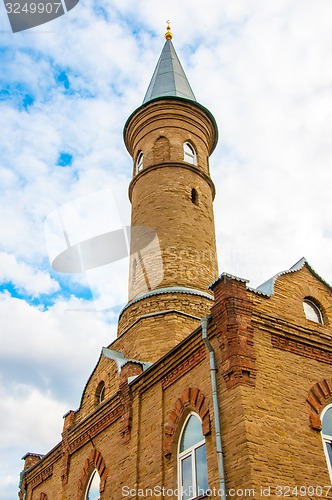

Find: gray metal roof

[143,40,196,104]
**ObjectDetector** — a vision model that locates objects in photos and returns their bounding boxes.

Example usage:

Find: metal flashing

[102,347,152,372]
[120,286,214,316]
[209,272,249,290]
[255,257,332,296]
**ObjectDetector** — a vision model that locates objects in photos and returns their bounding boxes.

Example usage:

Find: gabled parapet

[256,257,332,296]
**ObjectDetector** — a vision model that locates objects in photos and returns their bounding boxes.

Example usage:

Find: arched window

[303,298,323,324]
[95,381,105,406]
[321,405,332,480]
[135,151,143,174]
[85,469,100,500]
[184,142,197,165]
[178,413,209,499]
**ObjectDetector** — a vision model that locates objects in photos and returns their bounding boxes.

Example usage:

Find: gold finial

[165,20,173,40]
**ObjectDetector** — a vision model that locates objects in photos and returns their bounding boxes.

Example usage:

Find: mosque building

[19,24,332,500]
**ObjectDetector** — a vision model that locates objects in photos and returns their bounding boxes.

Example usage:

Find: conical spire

[143,27,196,104]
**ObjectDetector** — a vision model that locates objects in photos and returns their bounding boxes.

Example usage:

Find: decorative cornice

[272,334,332,365]
[30,465,53,490]
[68,405,122,455]
[161,346,206,389]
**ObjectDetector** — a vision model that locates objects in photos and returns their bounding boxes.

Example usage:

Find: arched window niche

[303,297,324,324]
[84,469,101,500]
[321,405,332,481]
[178,412,209,500]
[183,142,197,166]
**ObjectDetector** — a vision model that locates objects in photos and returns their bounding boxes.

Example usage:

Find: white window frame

[184,142,197,165]
[177,412,208,500]
[135,151,143,174]
[303,298,323,324]
[99,384,105,403]
[84,469,100,500]
[321,404,332,481]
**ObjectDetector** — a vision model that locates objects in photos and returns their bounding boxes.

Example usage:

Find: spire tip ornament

[165,20,173,40]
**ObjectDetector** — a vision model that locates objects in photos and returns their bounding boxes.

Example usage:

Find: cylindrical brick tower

[115,27,219,361]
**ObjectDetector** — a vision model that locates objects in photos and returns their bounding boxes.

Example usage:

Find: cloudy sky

[1,0,332,497]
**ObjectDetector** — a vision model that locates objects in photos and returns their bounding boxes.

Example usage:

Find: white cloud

[0,252,59,296]
[0,292,116,498]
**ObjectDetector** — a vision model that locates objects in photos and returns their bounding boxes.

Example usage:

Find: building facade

[19,26,332,500]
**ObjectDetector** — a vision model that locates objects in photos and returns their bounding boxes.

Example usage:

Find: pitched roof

[143,39,196,104]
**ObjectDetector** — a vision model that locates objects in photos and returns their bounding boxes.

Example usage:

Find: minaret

[116,24,219,361]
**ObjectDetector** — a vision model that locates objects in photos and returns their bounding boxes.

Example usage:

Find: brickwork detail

[119,362,143,442]
[76,448,107,500]
[61,410,76,485]
[272,334,332,364]
[153,136,170,163]
[164,387,211,456]
[210,276,256,389]
[161,347,206,389]
[306,378,332,430]
[30,466,53,490]
[39,494,48,500]
[68,405,122,454]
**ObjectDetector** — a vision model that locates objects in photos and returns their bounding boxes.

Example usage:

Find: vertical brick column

[210,274,256,388]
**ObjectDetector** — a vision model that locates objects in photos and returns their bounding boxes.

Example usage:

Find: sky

[1,0,332,498]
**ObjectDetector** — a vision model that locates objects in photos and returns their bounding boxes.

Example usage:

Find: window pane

[195,443,209,494]
[326,441,332,467]
[181,455,193,500]
[323,408,332,436]
[180,415,204,452]
[303,300,322,323]
[136,152,143,173]
[87,470,100,500]
[184,142,197,165]
[184,143,194,155]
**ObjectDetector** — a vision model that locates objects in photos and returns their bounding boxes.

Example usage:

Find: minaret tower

[116,24,219,361]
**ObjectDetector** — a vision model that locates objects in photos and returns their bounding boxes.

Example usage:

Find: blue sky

[1,0,332,498]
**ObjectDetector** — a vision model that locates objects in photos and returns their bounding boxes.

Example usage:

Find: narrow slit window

[191,188,199,205]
